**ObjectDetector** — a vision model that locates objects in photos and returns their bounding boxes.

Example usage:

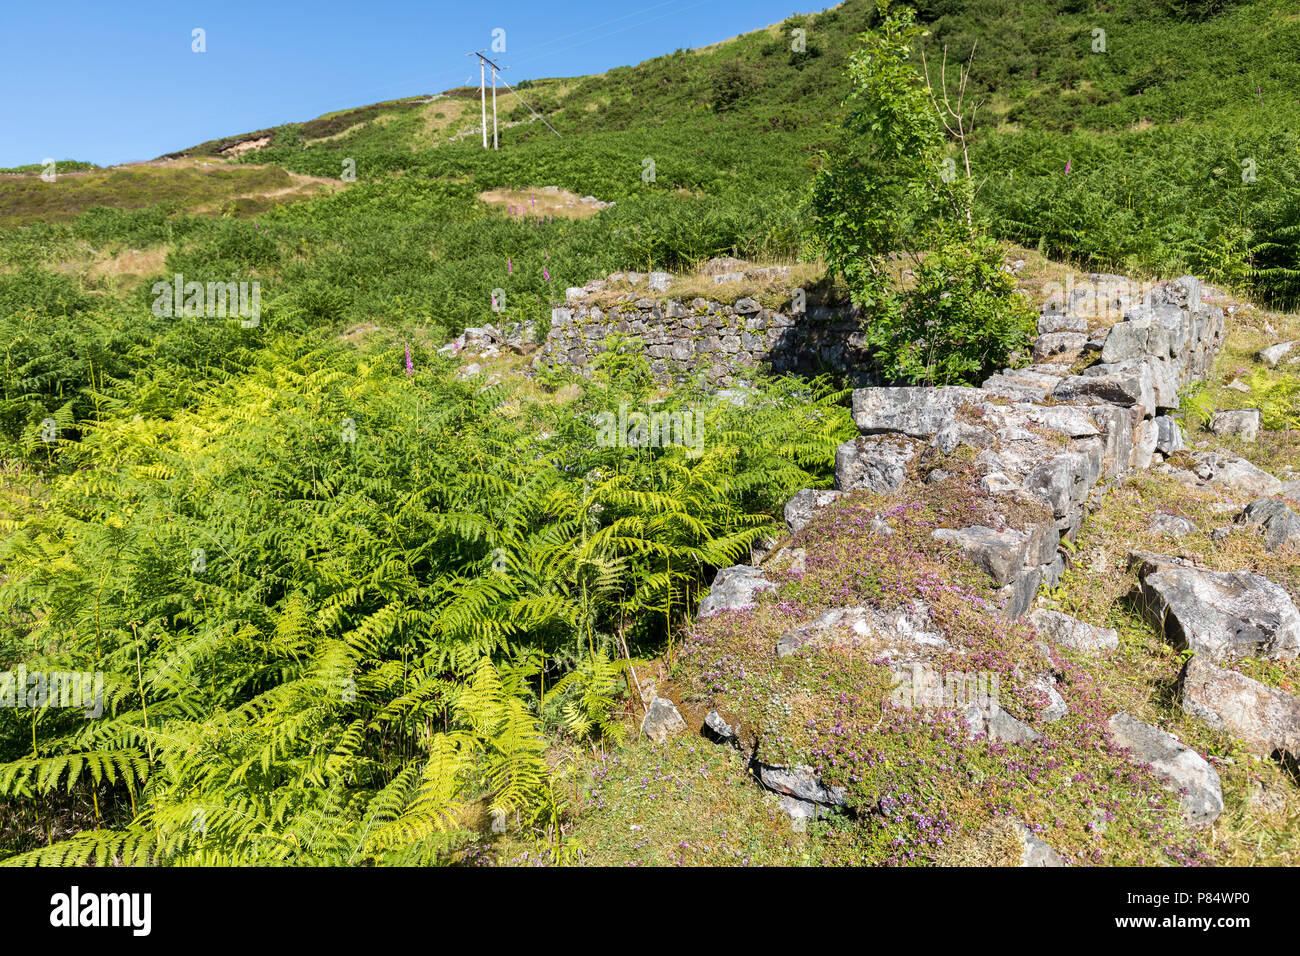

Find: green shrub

[870,235,1036,385]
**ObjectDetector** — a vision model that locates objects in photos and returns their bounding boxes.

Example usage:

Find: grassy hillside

[1,0,1298,867]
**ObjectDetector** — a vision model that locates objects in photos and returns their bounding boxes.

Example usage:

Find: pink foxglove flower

[405,342,414,376]
[1064,159,1071,174]
[543,266,550,281]
[508,256,513,274]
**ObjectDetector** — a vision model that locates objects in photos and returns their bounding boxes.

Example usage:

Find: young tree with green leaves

[808,0,1033,386]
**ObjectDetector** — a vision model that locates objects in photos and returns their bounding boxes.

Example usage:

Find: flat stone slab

[1028,609,1119,653]
[775,604,949,660]
[851,386,989,438]
[1181,452,1282,497]
[1182,656,1300,763]
[1137,559,1300,662]
[757,763,847,807]
[1107,713,1224,825]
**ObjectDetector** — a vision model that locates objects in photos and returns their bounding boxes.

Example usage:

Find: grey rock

[1034,332,1088,359]
[1210,409,1263,442]
[1258,341,1298,367]
[1012,822,1066,867]
[929,419,996,455]
[1187,452,1282,497]
[1150,512,1198,538]
[1137,562,1300,662]
[1053,362,1155,417]
[702,709,738,745]
[777,604,948,660]
[1147,275,1202,310]
[851,386,989,438]
[1038,312,1088,334]
[757,764,847,807]
[1031,673,1069,722]
[646,271,672,293]
[783,488,845,534]
[835,435,918,494]
[1028,609,1119,653]
[981,472,1020,494]
[1182,656,1300,762]
[1107,713,1223,825]
[641,696,687,742]
[1154,415,1185,454]
[964,699,1041,744]
[698,565,773,618]
[1241,498,1300,552]
[931,526,1029,586]
[1023,449,1103,523]
[1000,566,1044,620]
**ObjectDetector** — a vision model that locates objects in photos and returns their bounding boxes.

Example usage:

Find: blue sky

[0,0,816,168]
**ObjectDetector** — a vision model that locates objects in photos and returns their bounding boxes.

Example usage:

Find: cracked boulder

[835,435,918,494]
[698,565,772,618]
[1052,361,1156,418]
[1182,656,1300,764]
[1136,559,1300,662]
[783,488,845,534]
[756,764,847,814]
[1107,713,1223,826]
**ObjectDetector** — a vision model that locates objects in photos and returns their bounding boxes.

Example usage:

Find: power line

[499,75,562,139]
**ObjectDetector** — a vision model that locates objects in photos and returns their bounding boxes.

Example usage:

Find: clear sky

[0,0,817,168]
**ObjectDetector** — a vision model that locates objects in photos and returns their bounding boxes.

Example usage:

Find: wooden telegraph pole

[467,51,504,149]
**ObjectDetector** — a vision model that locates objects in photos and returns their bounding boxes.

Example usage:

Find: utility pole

[479,59,488,149]
[467,51,505,149]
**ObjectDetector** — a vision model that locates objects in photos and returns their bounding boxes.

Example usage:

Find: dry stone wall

[535,270,875,384]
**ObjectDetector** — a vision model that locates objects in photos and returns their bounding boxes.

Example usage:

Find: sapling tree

[808,0,1032,386]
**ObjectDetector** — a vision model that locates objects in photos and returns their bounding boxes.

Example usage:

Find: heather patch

[669,477,1212,865]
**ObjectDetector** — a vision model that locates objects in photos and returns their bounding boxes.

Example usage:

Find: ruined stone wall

[535,271,875,384]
